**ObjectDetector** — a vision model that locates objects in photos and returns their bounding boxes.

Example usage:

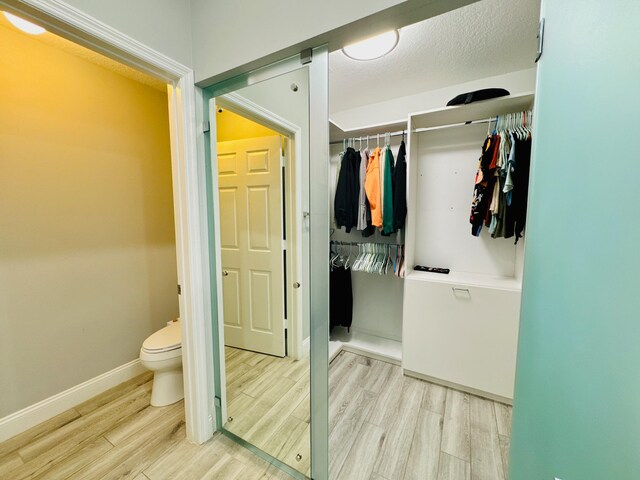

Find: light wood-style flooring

[0,372,293,480]
[225,347,512,480]
[326,350,512,480]
[0,349,512,480]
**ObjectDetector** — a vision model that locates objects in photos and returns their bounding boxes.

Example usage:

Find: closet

[329,130,407,364]
[330,93,534,403]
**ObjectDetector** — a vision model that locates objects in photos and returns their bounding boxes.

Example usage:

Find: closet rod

[331,241,404,246]
[329,130,406,146]
[413,117,494,133]
[329,117,496,145]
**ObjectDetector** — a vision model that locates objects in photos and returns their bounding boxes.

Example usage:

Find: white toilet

[139,319,184,407]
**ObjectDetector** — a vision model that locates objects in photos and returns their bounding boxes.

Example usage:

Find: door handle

[293,282,301,289]
[222,270,229,277]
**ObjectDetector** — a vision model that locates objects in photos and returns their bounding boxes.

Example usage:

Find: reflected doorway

[210,67,313,478]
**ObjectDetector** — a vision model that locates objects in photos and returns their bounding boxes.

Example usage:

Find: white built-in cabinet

[402,93,534,403]
[330,93,534,402]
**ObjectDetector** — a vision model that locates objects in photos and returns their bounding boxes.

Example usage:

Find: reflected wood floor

[224,347,311,477]
[0,350,512,480]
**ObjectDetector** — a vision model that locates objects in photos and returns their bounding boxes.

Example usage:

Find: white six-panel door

[217,135,285,357]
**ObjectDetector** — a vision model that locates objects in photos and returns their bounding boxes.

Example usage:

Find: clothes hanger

[330,242,340,268]
[344,243,353,270]
[355,243,363,271]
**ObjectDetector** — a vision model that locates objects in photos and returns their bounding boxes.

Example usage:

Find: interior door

[217,135,285,357]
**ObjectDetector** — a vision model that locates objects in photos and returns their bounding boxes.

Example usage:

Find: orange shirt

[365,147,383,228]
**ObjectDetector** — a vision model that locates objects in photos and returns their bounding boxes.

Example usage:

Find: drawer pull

[452,287,471,299]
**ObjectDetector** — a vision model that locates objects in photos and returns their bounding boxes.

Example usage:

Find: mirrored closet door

[203,48,329,479]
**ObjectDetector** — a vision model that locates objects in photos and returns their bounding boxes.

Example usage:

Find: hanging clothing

[382,145,395,235]
[379,146,387,213]
[365,147,383,228]
[393,140,408,231]
[330,266,352,330]
[357,148,370,231]
[491,174,508,239]
[504,137,532,243]
[503,132,517,206]
[334,147,360,232]
[470,135,499,236]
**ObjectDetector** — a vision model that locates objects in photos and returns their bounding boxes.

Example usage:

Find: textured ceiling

[329,0,540,112]
[0,14,166,92]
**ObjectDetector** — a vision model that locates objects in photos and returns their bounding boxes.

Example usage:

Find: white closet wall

[413,125,524,277]
[329,141,404,343]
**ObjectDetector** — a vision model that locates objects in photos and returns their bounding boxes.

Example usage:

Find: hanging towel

[393,141,407,231]
[382,145,395,235]
[365,147,383,228]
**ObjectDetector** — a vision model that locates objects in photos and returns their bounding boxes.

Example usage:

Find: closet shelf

[410,92,535,130]
[405,270,521,291]
[329,119,408,143]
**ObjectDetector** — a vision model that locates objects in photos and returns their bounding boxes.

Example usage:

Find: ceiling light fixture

[342,30,399,61]
[3,12,46,35]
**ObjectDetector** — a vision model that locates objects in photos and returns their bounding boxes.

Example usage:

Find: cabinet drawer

[402,278,520,399]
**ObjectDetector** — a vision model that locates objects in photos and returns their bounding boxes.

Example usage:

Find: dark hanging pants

[330,266,353,330]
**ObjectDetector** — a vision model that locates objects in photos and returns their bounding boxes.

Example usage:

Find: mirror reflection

[215,68,311,477]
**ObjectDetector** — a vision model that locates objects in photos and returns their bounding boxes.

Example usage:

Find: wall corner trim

[0,359,146,443]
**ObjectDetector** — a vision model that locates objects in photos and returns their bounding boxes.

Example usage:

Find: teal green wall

[509,1,640,478]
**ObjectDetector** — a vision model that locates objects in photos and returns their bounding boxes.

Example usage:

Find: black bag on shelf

[446,88,510,106]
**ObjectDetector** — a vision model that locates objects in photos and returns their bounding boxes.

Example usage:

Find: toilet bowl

[140,320,183,407]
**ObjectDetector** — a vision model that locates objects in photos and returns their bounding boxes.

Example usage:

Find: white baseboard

[0,359,146,442]
[403,369,513,405]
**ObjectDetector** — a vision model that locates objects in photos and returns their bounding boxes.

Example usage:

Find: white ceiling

[329,0,540,113]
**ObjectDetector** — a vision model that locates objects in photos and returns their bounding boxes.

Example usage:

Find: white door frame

[214,92,306,360]
[2,0,215,444]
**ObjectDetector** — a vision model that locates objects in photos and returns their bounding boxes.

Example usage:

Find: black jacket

[335,147,360,232]
[393,141,408,231]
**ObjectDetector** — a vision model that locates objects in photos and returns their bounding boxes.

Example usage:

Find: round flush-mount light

[342,30,399,61]
[3,12,46,35]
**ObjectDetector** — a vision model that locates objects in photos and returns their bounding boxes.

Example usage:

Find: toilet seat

[142,321,181,353]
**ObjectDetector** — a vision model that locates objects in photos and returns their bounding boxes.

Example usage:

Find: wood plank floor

[0,349,512,480]
[326,351,512,480]
[0,372,293,480]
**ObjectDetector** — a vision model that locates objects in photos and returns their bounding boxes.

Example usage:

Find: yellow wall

[0,23,178,416]
[216,109,278,142]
